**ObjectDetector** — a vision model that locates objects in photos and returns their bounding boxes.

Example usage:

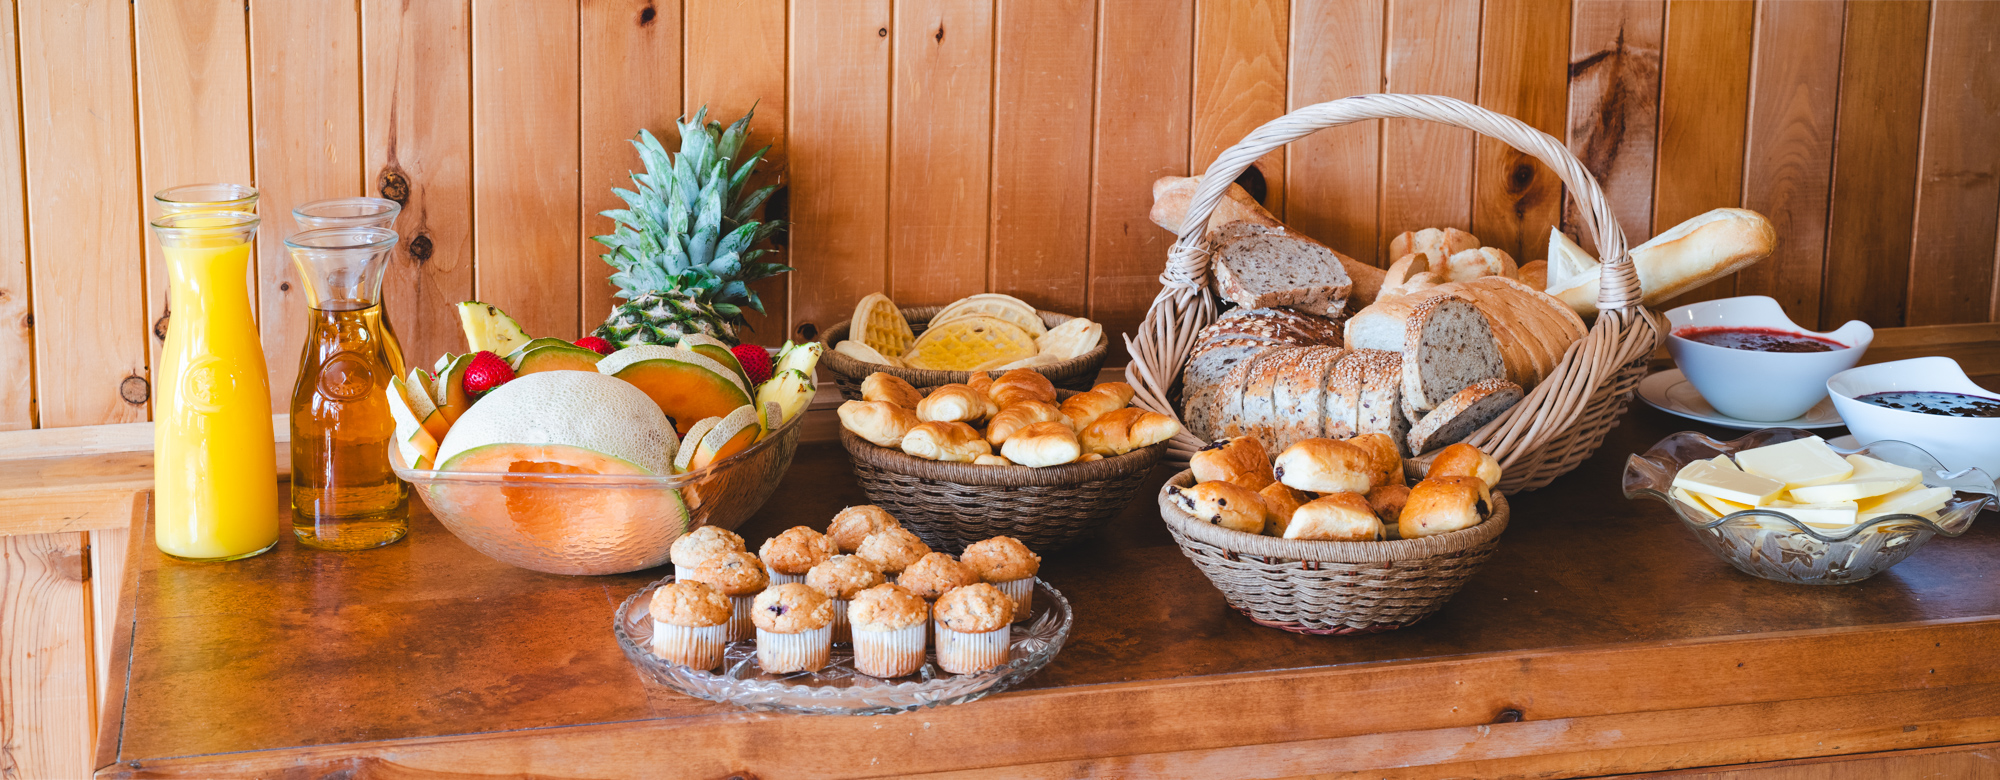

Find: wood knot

[120,375,150,405]
[280,282,291,292]
[878,27,888,37]
[639,4,656,25]
[1508,160,1536,193]
[796,322,818,342]
[1493,708,1524,724]
[934,25,945,43]
[52,548,87,582]
[154,309,170,340]
[409,234,435,262]
[377,167,411,206]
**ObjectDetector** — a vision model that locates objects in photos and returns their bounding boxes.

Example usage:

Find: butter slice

[1709,455,1741,471]
[1857,486,1952,522]
[1764,500,1859,530]
[1788,477,1908,504]
[1695,491,1751,518]
[1671,488,1718,519]
[1673,460,1785,506]
[1735,437,1854,490]
[1846,454,1925,490]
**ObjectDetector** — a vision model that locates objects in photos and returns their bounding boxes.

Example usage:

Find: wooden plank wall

[1,2,1999,772]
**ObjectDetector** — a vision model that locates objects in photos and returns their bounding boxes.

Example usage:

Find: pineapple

[593,105,789,348]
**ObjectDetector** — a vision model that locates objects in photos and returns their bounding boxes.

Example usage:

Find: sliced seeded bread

[1321,352,1366,439]
[1400,295,1506,412]
[1272,346,1345,452]
[1183,343,1265,441]
[1210,224,1353,316]
[1241,347,1306,453]
[1353,350,1412,454]
[1406,378,1524,455]
[1217,347,1289,440]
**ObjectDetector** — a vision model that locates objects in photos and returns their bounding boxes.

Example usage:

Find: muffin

[669,526,746,581]
[959,536,1041,622]
[896,552,980,600]
[848,583,930,678]
[683,550,769,642]
[826,505,900,553]
[759,526,839,585]
[854,527,931,579]
[648,580,732,670]
[805,555,886,644]
[751,582,836,674]
[933,583,1015,674]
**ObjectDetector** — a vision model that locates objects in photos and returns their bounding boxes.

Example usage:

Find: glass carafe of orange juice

[150,210,280,561]
[285,227,410,550]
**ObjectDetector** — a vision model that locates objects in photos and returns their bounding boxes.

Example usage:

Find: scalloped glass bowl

[614,576,1073,715]
[390,411,804,576]
[1624,428,1995,585]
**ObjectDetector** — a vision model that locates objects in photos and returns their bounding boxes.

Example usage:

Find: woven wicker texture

[1157,470,1509,634]
[1122,94,1663,493]
[839,390,1166,555]
[820,306,1109,401]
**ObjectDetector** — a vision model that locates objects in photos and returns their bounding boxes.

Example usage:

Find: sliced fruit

[433,353,476,425]
[689,405,760,470]
[385,378,441,469]
[504,337,578,363]
[772,340,824,381]
[404,368,451,441]
[596,345,752,436]
[512,344,605,375]
[755,368,814,431]
[760,400,784,438]
[434,352,459,374]
[456,301,534,355]
[679,333,751,389]
[673,417,723,472]
[435,370,680,475]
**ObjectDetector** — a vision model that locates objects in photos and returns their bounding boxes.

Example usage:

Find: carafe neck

[285,227,399,310]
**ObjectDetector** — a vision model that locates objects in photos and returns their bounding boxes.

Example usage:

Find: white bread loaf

[1150,175,1386,304]
[1546,208,1777,316]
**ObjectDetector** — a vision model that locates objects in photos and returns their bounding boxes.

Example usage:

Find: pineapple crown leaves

[592,104,791,325]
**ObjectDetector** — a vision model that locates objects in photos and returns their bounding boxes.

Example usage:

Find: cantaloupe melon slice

[385,377,441,469]
[505,337,576,359]
[403,368,451,441]
[512,344,604,375]
[690,405,759,470]
[673,416,723,472]
[597,346,751,436]
[679,334,751,388]
[435,371,680,475]
[433,353,476,425]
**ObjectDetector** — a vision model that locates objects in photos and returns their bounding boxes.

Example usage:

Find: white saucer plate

[1637,369,1845,430]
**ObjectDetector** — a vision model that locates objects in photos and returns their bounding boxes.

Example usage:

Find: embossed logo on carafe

[180,356,235,414]
[318,352,376,401]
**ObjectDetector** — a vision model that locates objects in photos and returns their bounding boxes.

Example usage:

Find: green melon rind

[512,344,605,374]
[434,353,476,425]
[596,345,750,398]
[679,334,751,388]
[505,337,579,363]
[673,416,723,473]
[696,404,760,462]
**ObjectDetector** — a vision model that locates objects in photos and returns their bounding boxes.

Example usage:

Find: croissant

[1089,381,1136,406]
[838,400,920,448]
[986,400,1072,446]
[1059,389,1125,431]
[999,421,1082,467]
[973,453,1015,466]
[916,384,991,425]
[1078,407,1182,456]
[988,368,1057,408]
[861,372,925,409]
[900,421,991,463]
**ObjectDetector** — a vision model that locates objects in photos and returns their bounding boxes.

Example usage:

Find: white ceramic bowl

[1828,356,2000,480]
[1663,296,1872,421]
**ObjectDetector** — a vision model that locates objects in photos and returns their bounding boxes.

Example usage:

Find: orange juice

[151,211,279,561]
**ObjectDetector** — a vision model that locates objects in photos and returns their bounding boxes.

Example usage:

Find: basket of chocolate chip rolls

[1158,435,1509,635]
[838,369,1180,554]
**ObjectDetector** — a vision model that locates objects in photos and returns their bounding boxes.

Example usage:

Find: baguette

[1150,175,1386,304]
[1546,208,1777,316]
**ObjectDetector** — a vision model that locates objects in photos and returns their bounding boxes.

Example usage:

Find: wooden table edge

[94,492,147,772]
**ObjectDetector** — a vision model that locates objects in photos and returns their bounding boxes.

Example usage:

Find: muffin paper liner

[852,623,928,679]
[830,598,852,645]
[935,622,1011,675]
[651,620,728,671]
[991,577,1035,623]
[724,594,756,642]
[756,625,833,674]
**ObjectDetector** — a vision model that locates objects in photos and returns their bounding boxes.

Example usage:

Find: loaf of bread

[1348,275,1583,394]
[999,421,1082,467]
[1209,223,1353,316]
[1149,175,1386,304]
[1166,481,1267,534]
[901,421,992,463]
[1286,492,1383,541]
[1191,436,1275,491]
[838,400,921,447]
[1546,209,1777,316]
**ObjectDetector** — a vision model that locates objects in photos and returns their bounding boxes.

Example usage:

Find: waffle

[904,316,1038,371]
[932,293,1046,337]
[851,293,914,358]
[1036,317,1103,360]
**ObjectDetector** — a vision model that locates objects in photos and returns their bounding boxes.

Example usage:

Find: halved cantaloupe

[512,344,604,375]
[435,370,680,475]
[673,416,723,473]
[679,334,751,389]
[433,353,476,425]
[385,377,441,468]
[597,346,751,436]
[689,405,759,470]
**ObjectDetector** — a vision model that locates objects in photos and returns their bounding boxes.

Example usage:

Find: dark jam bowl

[1673,326,1847,354]
[1663,296,1874,423]
[1828,357,2000,484]
[1855,391,2000,418]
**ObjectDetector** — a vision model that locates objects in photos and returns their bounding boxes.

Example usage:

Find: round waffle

[932,293,1047,337]
[904,316,1038,371]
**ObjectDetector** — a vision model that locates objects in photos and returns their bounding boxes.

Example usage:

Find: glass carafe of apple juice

[150,210,280,561]
[285,227,410,550]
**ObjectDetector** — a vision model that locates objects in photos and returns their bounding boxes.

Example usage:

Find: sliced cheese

[1709,454,1741,471]
[1695,491,1752,518]
[1672,488,1718,519]
[1673,460,1785,506]
[1857,486,1952,522]
[1846,454,1925,491]
[1735,437,1853,490]
[1763,500,1859,530]
[1788,477,1907,504]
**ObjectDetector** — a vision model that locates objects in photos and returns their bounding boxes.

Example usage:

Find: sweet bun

[1166,481,1267,534]
[1000,421,1083,467]
[1398,477,1487,539]
[986,400,1071,446]
[916,384,993,424]
[1190,436,1274,491]
[1079,407,1182,456]
[1257,481,1313,537]
[1285,492,1384,541]
[838,400,921,447]
[1273,438,1375,494]
[1060,389,1126,431]
[1344,433,1403,489]
[1366,484,1411,524]
[1427,443,1502,490]
[1074,453,1104,463]
[988,368,1057,408]
[1090,381,1136,406]
[900,421,992,463]
[973,453,1014,466]
[862,372,925,409]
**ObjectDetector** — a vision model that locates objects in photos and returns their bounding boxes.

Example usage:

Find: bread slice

[1242,347,1305,452]
[1272,346,1344,453]
[1400,296,1505,412]
[1207,306,1345,346]
[1183,343,1265,441]
[1406,378,1524,455]
[1210,224,1353,316]
[1321,352,1366,439]
[1215,346,1282,441]
[1351,349,1404,442]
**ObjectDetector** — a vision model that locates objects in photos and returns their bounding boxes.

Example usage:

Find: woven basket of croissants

[838,370,1177,554]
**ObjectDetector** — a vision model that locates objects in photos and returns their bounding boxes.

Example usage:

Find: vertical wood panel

[1737,0,1843,326]
[135,1,255,403]
[1288,0,1383,263]
[1908,0,2000,327]
[1565,0,1662,255]
[990,0,1095,315]
[0,532,94,780]
[1650,0,1753,307]
[787,0,890,336]
[1192,0,1287,217]
[1089,0,1193,355]
[1473,0,1570,263]
[363,0,475,367]
[581,0,682,341]
[685,0,790,346]
[472,0,580,340]
[889,0,994,308]
[0,0,29,432]
[1381,0,1479,263]
[1820,0,1928,330]
[20,0,147,428]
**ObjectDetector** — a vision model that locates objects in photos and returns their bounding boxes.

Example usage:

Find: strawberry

[463,351,514,396]
[732,344,774,385]
[574,336,615,356]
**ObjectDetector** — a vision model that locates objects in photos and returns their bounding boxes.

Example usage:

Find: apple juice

[291,301,410,550]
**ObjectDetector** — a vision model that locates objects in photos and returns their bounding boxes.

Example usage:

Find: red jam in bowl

[1675,326,1845,353]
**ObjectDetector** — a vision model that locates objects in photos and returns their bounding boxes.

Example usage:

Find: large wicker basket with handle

[1124,94,1663,494]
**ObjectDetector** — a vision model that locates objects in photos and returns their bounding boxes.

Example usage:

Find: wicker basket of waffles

[819,292,1109,401]
[1126,94,1779,494]
[837,370,1175,554]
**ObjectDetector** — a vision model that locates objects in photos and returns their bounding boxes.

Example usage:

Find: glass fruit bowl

[1623,428,1995,585]
[390,409,804,575]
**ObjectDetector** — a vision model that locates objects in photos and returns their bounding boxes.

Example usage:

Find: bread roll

[1079,407,1182,456]
[972,454,1014,466]
[1190,436,1275,491]
[1428,443,1502,490]
[901,421,992,463]
[1286,492,1384,541]
[1398,477,1487,538]
[1546,209,1778,316]
[1517,259,1547,290]
[1060,389,1125,431]
[1344,433,1403,489]
[917,384,992,425]
[1441,247,1517,283]
[1366,484,1411,524]
[987,400,1072,445]
[1258,482,1313,537]
[838,400,920,448]
[1075,453,1104,463]
[1000,421,1083,467]
[862,372,925,409]
[1166,481,1267,535]
[1272,438,1375,494]
[1389,227,1481,265]
[989,368,1057,408]
[1090,381,1136,406]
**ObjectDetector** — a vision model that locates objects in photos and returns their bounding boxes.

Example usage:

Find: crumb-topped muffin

[685,550,768,642]
[807,555,886,644]
[649,580,732,670]
[826,505,900,553]
[897,552,980,600]
[751,582,835,673]
[669,526,746,580]
[959,536,1041,622]
[849,583,929,678]
[759,526,839,585]
[933,583,1015,674]
[855,527,931,577]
